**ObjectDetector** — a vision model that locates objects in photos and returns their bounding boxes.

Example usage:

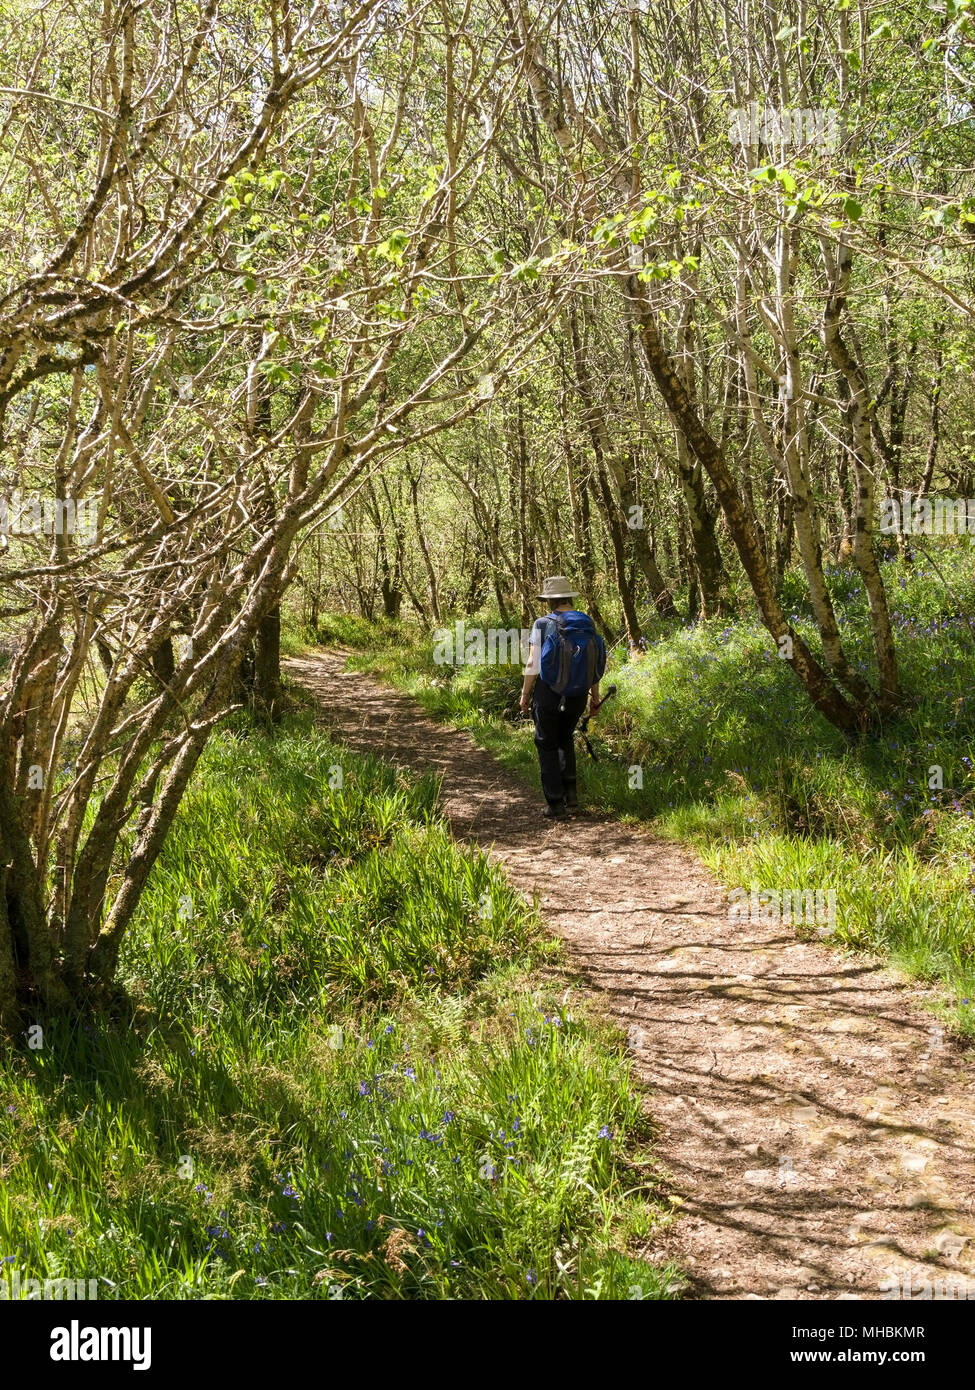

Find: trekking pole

[576,684,618,760]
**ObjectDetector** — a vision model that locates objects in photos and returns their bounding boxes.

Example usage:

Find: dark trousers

[532,681,587,806]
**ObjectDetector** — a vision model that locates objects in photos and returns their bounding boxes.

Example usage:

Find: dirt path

[287,650,975,1300]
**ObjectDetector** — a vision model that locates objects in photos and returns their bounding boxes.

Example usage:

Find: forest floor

[287,648,975,1300]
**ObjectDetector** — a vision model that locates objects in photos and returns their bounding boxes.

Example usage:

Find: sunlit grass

[0,715,680,1300]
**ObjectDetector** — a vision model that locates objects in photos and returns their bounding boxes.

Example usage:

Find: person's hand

[519,694,531,714]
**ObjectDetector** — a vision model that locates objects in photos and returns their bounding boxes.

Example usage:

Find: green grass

[0,713,681,1300]
[302,548,975,1034]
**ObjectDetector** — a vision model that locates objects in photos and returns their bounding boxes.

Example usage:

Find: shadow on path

[287,650,975,1301]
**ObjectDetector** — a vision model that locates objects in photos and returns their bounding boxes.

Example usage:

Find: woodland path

[287,649,975,1300]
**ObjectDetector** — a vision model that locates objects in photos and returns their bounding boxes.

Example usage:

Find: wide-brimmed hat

[536,575,579,601]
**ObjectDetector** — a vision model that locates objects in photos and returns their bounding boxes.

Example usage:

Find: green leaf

[375,229,410,266]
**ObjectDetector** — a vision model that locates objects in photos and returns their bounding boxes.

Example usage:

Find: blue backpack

[538,611,607,696]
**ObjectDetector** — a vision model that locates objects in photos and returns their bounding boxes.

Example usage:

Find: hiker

[519,577,607,819]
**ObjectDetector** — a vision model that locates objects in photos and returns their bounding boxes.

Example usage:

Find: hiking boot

[563,784,578,809]
[543,800,567,820]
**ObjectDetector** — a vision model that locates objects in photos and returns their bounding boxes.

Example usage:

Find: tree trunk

[919,337,943,498]
[152,636,175,687]
[254,605,282,722]
[673,283,727,616]
[410,472,442,624]
[594,462,642,647]
[560,406,610,633]
[568,305,677,615]
[627,277,862,733]
[820,240,900,708]
[735,221,876,708]
[673,432,727,617]
[0,856,20,1031]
